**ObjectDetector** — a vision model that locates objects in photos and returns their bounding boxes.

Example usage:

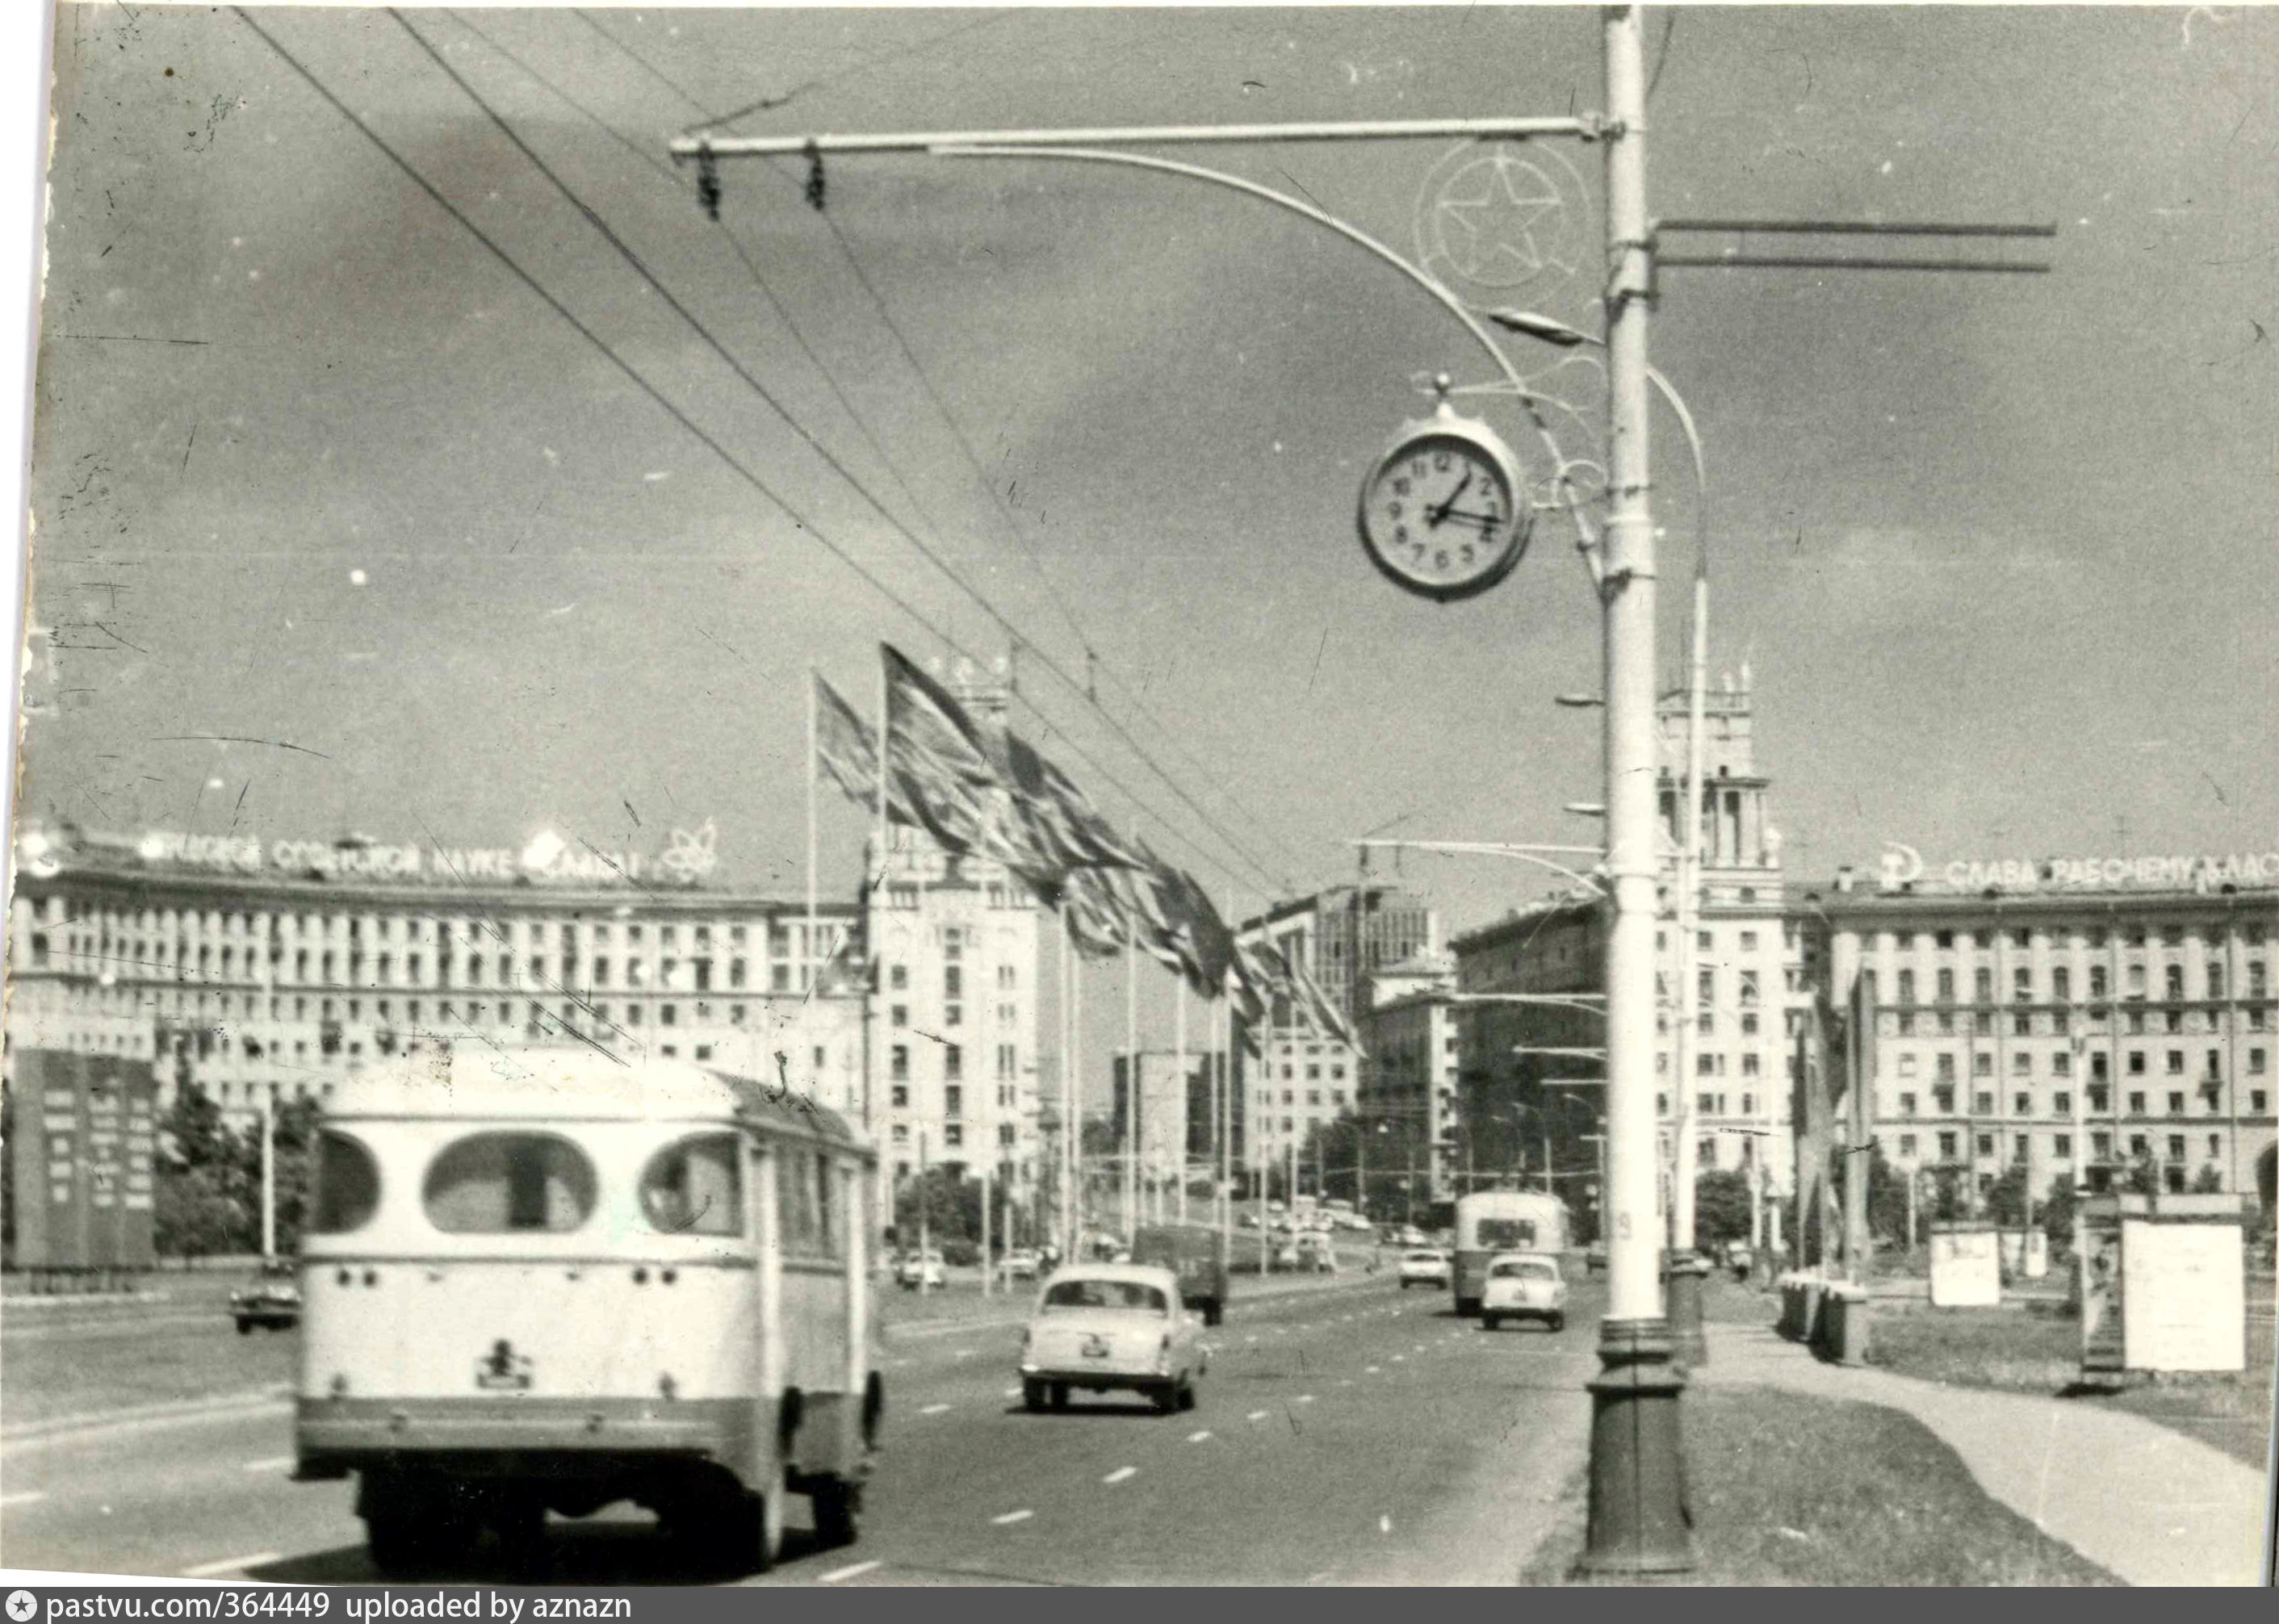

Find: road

[2,1272,1599,1585]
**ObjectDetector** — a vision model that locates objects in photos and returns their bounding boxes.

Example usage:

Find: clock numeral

[1435,550,1449,571]
[1392,477,1410,496]
[1387,501,1402,519]
[1433,451,1452,472]
[1410,544,1426,562]
[1460,544,1475,564]
[1410,458,1426,478]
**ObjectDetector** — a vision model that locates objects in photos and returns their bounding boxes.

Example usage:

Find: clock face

[1356,424,1528,602]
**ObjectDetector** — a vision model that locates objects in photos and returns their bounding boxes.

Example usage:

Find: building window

[2166,1091,2184,1115]
[1899,1133,1919,1157]
[944,1086,962,1118]
[2206,963,2224,999]
[891,1004,907,1028]
[2013,1092,2030,1115]
[2128,1091,2146,1115]
[890,1045,909,1082]
[2011,1051,2031,1077]
[2088,1085,2108,1112]
[1938,1132,1958,1159]
[1974,1092,1994,1117]
[945,1044,963,1081]
[1896,969,1915,1007]
[2053,1050,2072,1077]
[2054,1090,2072,1115]
[2127,1051,2146,1076]
[1976,1133,1995,1157]
[1900,1093,1918,1117]
[2088,965,2108,999]
[1934,968,1954,1003]
[1972,1053,1992,1078]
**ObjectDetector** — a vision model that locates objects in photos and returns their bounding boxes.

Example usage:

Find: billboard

[6,1049,158,1269]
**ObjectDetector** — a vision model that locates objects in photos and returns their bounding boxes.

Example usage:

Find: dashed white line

[1391,1354,1406,1362]
[1365,1365,1380,1374]
[1,1491,49,1509]
[1294,1394,1315,1404]
[1003,1387,1021,1398]
[1186,1429,1212,1443]
[1247,1410,1269,1421]
[1102,1467,1137,1484]
[991,1509,1034,1526]
[181,1552,279,1579]
[919,1402,951,1416]
[240,1455,293,1474]
[820,1559,882,1584]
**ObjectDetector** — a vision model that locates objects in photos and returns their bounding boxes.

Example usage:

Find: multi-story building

[1238,885,1439,1183]
[1355,949,1460,1203]
[6,822,865,1124]
[1109,1048,1241,1209]
[1449,669,1808,1213]
[1820,848,2279,1207]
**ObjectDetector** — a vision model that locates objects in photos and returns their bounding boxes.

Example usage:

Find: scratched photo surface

[6,3,2276,1589]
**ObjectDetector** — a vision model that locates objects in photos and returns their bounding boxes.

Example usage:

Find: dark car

[231,1258,301,1333]
[1129,1223,1230,1326]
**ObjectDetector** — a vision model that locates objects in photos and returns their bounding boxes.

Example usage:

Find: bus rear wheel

[361,1480,478,1579]
[811,1478,860,1549]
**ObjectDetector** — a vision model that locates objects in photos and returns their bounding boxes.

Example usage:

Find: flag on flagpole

[1061,866,1128,960]
[882,644,1002,857]
[815,674,918,827]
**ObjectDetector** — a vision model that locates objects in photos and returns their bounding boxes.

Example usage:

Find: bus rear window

[1476,1219,1535,1249]
[310,1132,380,1234]
[423,1132,597,1233]
[640,1134,743,1236]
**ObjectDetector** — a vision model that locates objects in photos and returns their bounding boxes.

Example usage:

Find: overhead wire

[235,6,1281,898]
[391,9,1288,897]
[570,14,1328,890]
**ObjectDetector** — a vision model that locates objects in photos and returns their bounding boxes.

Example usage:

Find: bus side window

[777,1142,820,1254]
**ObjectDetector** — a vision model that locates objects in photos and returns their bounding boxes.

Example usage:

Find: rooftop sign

[1878,843,2279,896]
[18,822,721,890]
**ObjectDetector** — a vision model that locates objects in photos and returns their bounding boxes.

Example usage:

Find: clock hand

[1424,470,1473,528]
[1435,507,1506,530]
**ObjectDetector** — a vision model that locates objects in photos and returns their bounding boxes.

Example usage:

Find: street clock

[1356,402,1531,603]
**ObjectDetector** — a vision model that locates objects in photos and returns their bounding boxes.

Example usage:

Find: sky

[9,3,2278,1081]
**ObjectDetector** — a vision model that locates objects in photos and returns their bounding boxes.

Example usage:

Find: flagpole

[1221,885,1236,1254]
[1059,908,1075,1258]
[1125,911,1139,1249]
[1073,926,1086,1250]
[873,657,890,1248]
[1174,974,1188,1225]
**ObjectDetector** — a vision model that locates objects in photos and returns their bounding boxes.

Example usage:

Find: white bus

[292,1048,881,1576]
[1452,1190,1571,1316]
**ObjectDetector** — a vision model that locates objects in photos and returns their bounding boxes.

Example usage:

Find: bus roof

[320,1044,864,1147]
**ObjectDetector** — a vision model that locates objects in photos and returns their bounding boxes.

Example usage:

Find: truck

[1129,1223,1230,1326]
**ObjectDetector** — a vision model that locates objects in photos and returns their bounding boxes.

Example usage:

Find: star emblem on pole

[1437,153,1564,283]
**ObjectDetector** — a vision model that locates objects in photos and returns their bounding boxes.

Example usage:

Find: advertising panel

[2120,1215,2247,1373]
[6,1048,159,1269]
[2077,1201,2126,1374]
[1928,1220,2000,1307]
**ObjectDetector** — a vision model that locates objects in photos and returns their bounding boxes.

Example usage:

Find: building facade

[1355,950,1460,1204]
[1820,852,2279,1207]
[1448,669,1809,1220]
[6,823,865,1125]
[1238,885,1440,1182]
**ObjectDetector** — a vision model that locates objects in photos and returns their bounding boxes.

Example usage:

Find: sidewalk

[1695,1321,2267,1587]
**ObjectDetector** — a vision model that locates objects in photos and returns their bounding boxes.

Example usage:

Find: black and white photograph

[2,2,2274,1590]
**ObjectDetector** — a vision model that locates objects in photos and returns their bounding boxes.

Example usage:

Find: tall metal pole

[1666,567,1712,1363]
[1059,919,1076,1257]
[1581,5,1692,1576]
[1073,938,1085,1249]
[1174,976,1188,1224]
[260,1083,276,1260]
[806,669,820,994]
[1125,922,1139,1247]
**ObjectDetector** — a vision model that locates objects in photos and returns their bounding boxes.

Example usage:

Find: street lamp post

[1577,6,1691,1576]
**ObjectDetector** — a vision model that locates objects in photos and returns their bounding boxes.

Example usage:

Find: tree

[891,1166,978,1248]
[1692,1169,1753,1245]
[2039,1174,2077,1256]
[2189,1165,2224,1195]
[153,1164,242,1264]
[1984,1162,2030,1228]
[2122,1154,2160,1197]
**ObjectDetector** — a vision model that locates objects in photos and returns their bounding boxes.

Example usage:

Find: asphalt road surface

[2,1273,1601,1586]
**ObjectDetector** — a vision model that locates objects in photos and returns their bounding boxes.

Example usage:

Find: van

[1128,1223,1230,1326]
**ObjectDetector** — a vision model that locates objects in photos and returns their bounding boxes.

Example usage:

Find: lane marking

[1185,1429,1212,1443]
[919,1403,951,1416]
[821,1559,882,1584]
[240,1455,294,1474]
[1102,1467,1137,1484]
[1365,1365,1380,1374]
[1294,1394,1315,1404]
[1003,1387,1021,1398]
[1391,1354,1406,1362]
[182,1552,279,1579]
[991,1509,1034,1526]
[1,1491,49,1509]
[1247,1410,1269,1421]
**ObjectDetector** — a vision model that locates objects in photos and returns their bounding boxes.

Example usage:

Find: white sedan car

[1019,1263,1206,1414]
[1480,1252,1569,1333]
[1396,1248,1452,1290]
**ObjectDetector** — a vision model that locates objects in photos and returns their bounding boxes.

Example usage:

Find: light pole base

[1577,1317,1694,1577]
[1666,1253,1711,1368]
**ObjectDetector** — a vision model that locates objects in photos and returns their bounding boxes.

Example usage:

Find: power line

[391,9,1286,897]
[567,11,1323,891]
[676,10,1020,137]
[236,7,1280,899]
